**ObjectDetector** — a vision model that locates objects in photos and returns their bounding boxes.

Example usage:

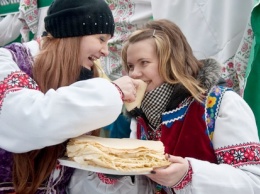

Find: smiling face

[79,34,111,70]
[126,38,164,92]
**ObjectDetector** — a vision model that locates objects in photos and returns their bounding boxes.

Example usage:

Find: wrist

[172,160,193,190]
[112,82,124,100]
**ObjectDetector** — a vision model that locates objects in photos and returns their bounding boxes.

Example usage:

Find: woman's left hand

[146,155,189,187]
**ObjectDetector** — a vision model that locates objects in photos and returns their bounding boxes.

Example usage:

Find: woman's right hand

[112,76,139,102]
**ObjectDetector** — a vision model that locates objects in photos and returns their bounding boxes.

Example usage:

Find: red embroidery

[0,71,39,110]
[215,143,260,167]
[172,161,193,190]
[97,173,118,184]
[56,161,61,170]
[111,82,124,100]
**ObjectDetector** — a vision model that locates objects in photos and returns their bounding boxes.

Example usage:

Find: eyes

[99,34,111,43]
[99,37,105,42]
[127,60,149,71]
[128,64,134,71]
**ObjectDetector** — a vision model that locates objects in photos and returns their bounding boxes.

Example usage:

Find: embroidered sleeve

[111,82,124,100]
[172,160,193,190]
[96,173,119,184]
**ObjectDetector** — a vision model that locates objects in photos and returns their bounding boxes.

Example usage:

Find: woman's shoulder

[0,46,18,70]
[207,85,251,115]
[23,40,40,57]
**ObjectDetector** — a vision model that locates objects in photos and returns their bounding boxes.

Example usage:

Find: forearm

[0,78,122,152]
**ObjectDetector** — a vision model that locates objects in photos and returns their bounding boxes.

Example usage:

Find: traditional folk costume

[128,58,260,194]
[69,59,260,194]
[0,40,122,193]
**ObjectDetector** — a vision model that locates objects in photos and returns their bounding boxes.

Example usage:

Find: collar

[77,66,94,81]
[141,83,175,129]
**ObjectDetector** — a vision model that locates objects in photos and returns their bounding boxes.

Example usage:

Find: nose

[100,44,109,57]
[130,67,142,79]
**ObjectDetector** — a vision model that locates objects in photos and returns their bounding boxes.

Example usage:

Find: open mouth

[88,56,98,62]
[86,56,99,69]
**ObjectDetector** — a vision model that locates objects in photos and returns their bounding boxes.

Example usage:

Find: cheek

[149,74,164,90]
[149,71,162,83]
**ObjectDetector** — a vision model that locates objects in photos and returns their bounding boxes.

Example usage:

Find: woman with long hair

[0,0,139,193]
[121,19,260,194]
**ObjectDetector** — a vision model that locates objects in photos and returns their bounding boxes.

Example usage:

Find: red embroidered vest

[136,86,230,165]
[134,85,230,194]
[136,98,217,163]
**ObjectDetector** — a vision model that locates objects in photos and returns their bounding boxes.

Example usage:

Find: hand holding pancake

[112,76,137,102]
[124,79,147,111]
[146,155,189,188]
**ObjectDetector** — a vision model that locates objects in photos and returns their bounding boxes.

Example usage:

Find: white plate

[58,157,151,175]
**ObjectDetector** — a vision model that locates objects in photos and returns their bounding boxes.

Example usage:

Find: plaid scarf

[141,83,175,129]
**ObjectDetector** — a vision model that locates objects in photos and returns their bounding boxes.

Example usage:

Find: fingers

[113,76,137,102]
[132,79,141,88]
[167,155,185,163]
[146,155,189,187]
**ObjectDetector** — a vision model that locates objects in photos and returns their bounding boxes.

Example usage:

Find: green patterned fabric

[244,2,260,137]
[0,3,19,15]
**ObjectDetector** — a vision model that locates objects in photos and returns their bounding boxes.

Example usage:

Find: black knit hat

[44,0,115,38]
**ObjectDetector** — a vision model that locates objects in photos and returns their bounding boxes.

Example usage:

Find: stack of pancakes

[66,135,170,172]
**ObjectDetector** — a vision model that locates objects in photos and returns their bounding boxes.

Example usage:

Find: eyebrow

[127,58,149,64]
[136,58,150,62]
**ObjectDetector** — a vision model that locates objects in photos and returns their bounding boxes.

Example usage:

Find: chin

[146,88,152,92]
[84,63,92,70]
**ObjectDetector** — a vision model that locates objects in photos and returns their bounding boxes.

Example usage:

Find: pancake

[124,79,147,111]
[66,135,170,172]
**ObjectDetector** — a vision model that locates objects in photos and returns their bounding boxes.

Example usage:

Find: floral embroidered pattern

[215,143,260,166]
[19,0,38,42]
[205,86,231,142]
[0,71,39,111]
[20,0,37,11]
[207,96,217,108]
[221,21,254,95]
[146,127,161,141]
[101,0,137,79]
[172,160,193,190]
[97,173,118,184]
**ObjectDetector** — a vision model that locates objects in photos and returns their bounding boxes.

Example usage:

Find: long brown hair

[122,19,206,102]
[12,34,100,194]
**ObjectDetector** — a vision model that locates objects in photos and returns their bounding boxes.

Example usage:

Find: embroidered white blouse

[130,91,260,194]
[0,41,123,153]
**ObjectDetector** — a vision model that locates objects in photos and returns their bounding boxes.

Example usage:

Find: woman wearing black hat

[0,0,139,193]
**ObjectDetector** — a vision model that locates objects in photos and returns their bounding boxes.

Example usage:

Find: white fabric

[36,6,49,38]
[130,91,260,193]
[151,0,254,94]
[151,0,254,61]
[130,119,138,139]
[213,91,258,148]
[129,0,152,24]
[0,13,23,46]
[176,91,260,193]
[23,40,39,56]
[0,45,123,153]
[69,170,154,194]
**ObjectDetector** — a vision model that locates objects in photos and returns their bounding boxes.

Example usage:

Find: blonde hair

[12,34,100,194]
[122,19,206,102]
